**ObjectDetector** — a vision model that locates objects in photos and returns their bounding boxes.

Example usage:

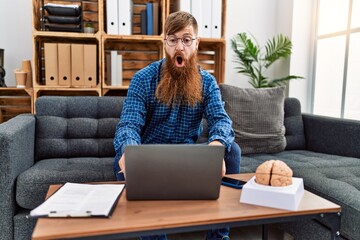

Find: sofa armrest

[303,113,360,158]
[0,114,35,239]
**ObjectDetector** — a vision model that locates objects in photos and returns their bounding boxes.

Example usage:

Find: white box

[240,176,305,211]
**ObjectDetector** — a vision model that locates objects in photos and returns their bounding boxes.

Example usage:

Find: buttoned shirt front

[113,59,234,158]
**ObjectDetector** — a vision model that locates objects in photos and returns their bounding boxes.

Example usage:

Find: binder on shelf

[44,43,58,86]
[140,9,147,35]
[110,50,118,86]
[152,2,159,35]
[83,44,97,87]
[71,44,84,87]
[106,0,118,34]
[105,51,111,86]
[116,54,123,86]
[146,3,153,35]
[211,0,222,38]
[118,0,132,35]
[57,43,71,86]
[179,0,191,13]
[200,0,212,38]
[182,0,222,38]
[191,0,203,37]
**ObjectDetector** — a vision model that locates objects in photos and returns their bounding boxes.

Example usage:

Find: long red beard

[156,51,202,107]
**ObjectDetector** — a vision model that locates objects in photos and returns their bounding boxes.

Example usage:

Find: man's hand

[118,153,126,178]
[208,141,226,177]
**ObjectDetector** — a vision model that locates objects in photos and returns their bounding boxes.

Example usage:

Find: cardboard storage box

[240,176,304,211]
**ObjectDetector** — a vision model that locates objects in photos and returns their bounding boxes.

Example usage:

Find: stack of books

[43,3,82,32]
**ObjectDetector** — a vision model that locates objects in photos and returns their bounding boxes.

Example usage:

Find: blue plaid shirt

[113,59,234,158]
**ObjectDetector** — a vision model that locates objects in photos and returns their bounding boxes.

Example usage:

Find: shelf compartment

[198,40,226,84]
[102,38,163,88]
[0,88,33,122]
[33,0,100,33]
[104,0,165,36]
[33,36,100,88]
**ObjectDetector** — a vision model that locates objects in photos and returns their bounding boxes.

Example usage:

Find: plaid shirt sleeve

[113,70,148,156]
[202,70,235,152]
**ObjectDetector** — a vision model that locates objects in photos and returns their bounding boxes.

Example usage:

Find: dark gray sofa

[0,95,359,240]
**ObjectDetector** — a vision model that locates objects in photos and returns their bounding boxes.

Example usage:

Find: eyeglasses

[164,36,196,47]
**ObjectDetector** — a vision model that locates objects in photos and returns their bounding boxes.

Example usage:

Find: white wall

[0,0,33,87]
[288,0,316,113]
[225,0,315,112]
[225,0,279,88]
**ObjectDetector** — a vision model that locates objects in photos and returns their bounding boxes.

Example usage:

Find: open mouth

[175,55,185,67]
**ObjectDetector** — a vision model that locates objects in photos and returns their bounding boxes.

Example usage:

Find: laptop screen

[124,144,225,200]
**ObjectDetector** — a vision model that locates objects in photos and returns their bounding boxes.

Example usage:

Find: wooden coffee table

[32,173,341,240]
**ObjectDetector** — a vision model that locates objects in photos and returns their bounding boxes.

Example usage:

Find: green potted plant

[84,22,95,33]
[231,32,303,88]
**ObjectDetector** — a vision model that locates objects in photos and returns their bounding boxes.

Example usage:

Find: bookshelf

[31,0,227,110]
[0,88,33,123]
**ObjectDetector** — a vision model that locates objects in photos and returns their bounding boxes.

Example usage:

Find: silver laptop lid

[125,144,225,200]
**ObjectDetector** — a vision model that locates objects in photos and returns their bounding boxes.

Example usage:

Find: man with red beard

[113,11,240,240]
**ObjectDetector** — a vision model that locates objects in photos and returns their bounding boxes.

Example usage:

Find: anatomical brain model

[255,160,293,186]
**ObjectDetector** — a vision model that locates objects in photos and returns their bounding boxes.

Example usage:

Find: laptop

[124,144,225,200]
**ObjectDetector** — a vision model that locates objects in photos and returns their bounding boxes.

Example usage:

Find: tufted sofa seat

[15,97,122,211]
[0,96,123,239]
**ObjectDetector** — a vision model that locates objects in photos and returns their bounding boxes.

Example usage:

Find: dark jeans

[114,141,241,240]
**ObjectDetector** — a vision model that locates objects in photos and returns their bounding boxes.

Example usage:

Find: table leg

[315,212,341,240]
[262,224,269,240]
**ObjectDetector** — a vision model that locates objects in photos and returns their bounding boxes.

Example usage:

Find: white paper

[30,183,125,217]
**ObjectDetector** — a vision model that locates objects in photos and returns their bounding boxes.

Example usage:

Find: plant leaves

[231,32,303,88]
[264,34,292,68]
[231,33,259,82]
[268,75,304,87]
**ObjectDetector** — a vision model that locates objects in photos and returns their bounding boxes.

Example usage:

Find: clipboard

[29,183,125,218]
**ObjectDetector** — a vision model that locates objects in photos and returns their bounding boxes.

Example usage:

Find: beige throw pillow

[219,84,286,154]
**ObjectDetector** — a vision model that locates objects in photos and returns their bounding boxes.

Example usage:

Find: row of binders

[106,0,160,35]
[44,43,97,87]
[106,0,132,35]
[178,0,222,38]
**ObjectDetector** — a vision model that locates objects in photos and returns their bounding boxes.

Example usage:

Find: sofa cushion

[294,166,360,240]
[240,150,360,173]
[219,84,286,154]
[35,96,124,161]
[283,98,306,150]
[16,157,117,210]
